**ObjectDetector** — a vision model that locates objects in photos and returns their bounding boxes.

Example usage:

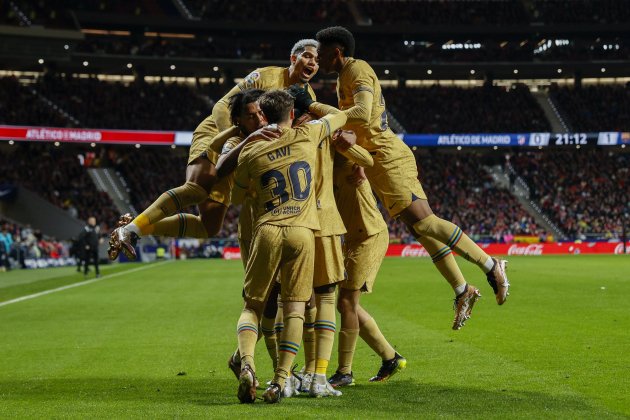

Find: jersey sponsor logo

[221,144,233,155]
[244,71,261,86]
[306,119,322,125]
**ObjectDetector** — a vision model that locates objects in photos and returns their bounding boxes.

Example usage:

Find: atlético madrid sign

[1,125,628,148]
[223,242,629,259]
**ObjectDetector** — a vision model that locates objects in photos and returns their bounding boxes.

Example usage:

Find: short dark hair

[258,90,294,124]
[228,88,265,125]
[315,26,355,57]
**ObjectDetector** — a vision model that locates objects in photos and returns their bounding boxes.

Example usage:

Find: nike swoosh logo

[388,202,397,210]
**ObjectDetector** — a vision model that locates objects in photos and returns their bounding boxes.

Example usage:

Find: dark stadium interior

[1,0,629,263]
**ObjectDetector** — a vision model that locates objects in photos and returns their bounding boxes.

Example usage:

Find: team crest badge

[244,71,261,86]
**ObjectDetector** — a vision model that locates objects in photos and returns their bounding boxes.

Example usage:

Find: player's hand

[332,129,356,152]
[245,126,281,143]
[346,164,367,187]
[287,84,314,112]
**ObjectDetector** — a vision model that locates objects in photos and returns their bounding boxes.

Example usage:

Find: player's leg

[309,235,344,398]
[356,304,406,381]
[108,157,215,260]
[261,282,281,370]
[263,226,314,404]
[237,224,281,403]
[400,200,508,307]
[330,287,359,387]
[299,292,317,391]
[365,143,508,307]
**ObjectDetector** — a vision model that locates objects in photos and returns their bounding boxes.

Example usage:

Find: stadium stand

[0,143,118,232]
[357,0,529,25]
[550,84,630,132]
[384,84,551,133]
[510,149,629,240]
[384,150,544,244]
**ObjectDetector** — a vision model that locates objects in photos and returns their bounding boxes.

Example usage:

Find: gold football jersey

[333,156,387,240]
[194,66,316,141]
[234,113,345,231]
[337,58,398,150]
[313,136,346,237]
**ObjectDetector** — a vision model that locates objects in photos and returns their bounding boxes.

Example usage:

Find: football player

[108,39,319,260]
[315,26,510,329]
[226,90,348,403]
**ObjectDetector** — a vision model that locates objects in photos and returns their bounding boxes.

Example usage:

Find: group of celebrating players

[107,26,510,404]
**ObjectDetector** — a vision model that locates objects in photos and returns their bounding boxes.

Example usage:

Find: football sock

[131,181,208,236]
[236,308,259,372]
[261,315,278,370]
[149,214,208,238]
[314,292,336,375]
[359,316,396,361]
[417,235,466,292]
[413,215,490,271]
[303,306,317,374]
[338,328,359,375]
[483,256,495,274]
[273,312,304,388]
[275,301,284,337]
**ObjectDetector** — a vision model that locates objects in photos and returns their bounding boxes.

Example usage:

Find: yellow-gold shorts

[340,229,389,293]
[244,224,314,302]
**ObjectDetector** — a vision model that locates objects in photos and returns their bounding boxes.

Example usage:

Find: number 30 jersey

[234,112,347,231]
[337,58,397,151]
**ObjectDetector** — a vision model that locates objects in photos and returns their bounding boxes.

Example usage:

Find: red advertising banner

[0,125,175,145]
[386,242,630,257]
[223,242,630,259]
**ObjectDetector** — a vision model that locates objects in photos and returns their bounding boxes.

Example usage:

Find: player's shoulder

[241,66,282,88]
[221,135,245,155]
[346,58,374,75]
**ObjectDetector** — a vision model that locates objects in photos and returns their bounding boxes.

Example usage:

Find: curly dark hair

[315,26,355,57]
[228,88,265,125]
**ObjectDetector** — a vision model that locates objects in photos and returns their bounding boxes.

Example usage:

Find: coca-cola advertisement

[385,242,630,257]
[223,242,629,259]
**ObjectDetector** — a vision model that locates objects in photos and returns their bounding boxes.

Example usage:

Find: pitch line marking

[0,260,172,308]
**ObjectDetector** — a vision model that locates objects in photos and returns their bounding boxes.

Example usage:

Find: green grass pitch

[1,255,629,418]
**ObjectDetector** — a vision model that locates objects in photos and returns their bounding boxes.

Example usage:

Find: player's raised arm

[215,126,281,178]
[288,85,347,141]
[333,130,373,168]
[343,80,374,125]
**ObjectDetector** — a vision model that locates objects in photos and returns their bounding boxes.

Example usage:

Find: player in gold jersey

[327,150,407,387]
[107,39,319,260]
[228,90,348,404]
[315,27,510,330]
[286,88,374,397]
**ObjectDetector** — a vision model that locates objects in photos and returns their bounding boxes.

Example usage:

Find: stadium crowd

[386,151,543,244]
[0,143,119,233]
[384,84,551,133]
[510,149,629,240]
[0,220,69,270]
[550,84,630,132]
